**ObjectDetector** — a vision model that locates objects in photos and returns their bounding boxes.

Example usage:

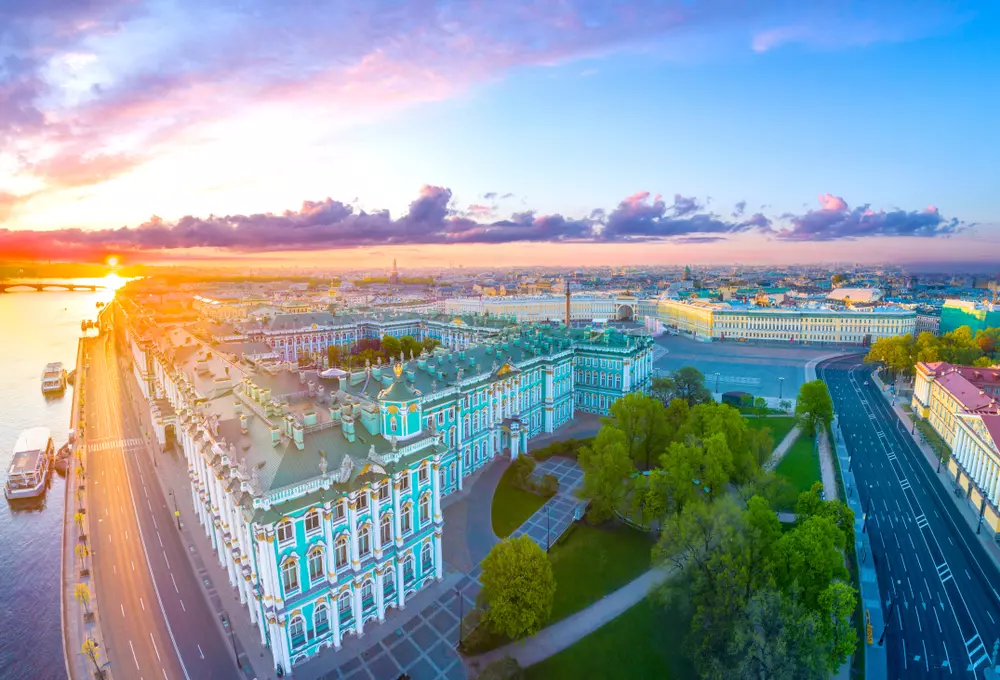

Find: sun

[106,256,119,267]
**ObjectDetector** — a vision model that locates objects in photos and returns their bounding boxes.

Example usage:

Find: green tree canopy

[606,392,671,470]
[795,380,833,437]
[578,427,636,523]
[399,335,423,358]
[672,366,713,406]
[478,536,556,640]
[381,334,402,358]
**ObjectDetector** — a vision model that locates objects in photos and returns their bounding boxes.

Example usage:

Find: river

[0,282,116,679]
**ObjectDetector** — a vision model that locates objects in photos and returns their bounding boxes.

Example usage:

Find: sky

[1,0,998,269]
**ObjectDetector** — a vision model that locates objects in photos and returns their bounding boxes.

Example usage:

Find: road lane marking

[988,610,995,624]
[121,603,125,618]
[163,552,170,569]
[132,560,135,572]
[934,607,942,632]
[197,645,204,659]
[150,633,161,662]
[157,531,163,547]
[171,574,178,593]
[140,597,145,611]
[130,639,140,669]
[180,599,186,612]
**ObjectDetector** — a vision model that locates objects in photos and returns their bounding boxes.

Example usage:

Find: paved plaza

[653,334,846,400]
[291,449,587,680]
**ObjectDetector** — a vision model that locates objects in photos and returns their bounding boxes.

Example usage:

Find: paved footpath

[764,424,802,471]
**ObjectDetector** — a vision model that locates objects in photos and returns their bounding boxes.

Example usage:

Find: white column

[396,559,407,610]
[457,447,465,490]
[349,497,360,569]
[332,591,342,650]
[376,572,386,623]
[372,490,383,560]
[392,480,403,548]
[434,528,443,580]
[432,463,442,522]
[353,582,364,637]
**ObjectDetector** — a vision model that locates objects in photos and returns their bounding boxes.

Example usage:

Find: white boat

[5,427,54,500]
[41,362,66,393]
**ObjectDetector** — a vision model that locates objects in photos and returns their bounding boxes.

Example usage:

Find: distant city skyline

[1,0,998,266]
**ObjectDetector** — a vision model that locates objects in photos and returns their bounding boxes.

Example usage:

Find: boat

[5,427,54,500]
[41,362,66,394]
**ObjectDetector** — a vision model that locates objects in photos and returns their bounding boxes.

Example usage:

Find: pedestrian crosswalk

[86,437,144,452]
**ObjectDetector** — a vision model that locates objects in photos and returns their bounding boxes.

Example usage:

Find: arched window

[335,536,349,570]
[464,447,471,468]
[308,547,324,583]
[421,542,433,571]
[289,615,306,647]
[403,556,415,584]
[380,513,392,545]
[281,558,299,594]
[361,580,374,607]
[449,463,456,485]
[401,502,412,535]
[358,525,371,557]
[383,569,396,597]
[463,415,470,437]
[276,520,294,545]
[419,494,430,525]
[314,604,330,635]
[473,442,480,461]
[338,591,352,616]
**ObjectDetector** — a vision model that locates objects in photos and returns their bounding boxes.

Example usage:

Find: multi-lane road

[820,356,1000,678]
[84,329,237,680]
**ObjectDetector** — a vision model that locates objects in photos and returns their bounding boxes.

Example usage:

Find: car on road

[863,380,869,386]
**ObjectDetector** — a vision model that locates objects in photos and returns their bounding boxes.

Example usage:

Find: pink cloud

[818,193,849,211]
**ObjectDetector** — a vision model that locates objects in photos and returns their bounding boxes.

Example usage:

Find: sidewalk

[465,567,671,672]
[818,426,839,503]
[763,425,802,471]
[62,336,112,680]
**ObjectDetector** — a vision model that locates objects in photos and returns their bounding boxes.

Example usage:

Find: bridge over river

[0,280,105,293]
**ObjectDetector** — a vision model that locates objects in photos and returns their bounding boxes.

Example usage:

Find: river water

[0,283,115,679]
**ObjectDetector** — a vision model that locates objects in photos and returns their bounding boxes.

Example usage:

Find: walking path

[465,566,671,673]
[818,426,839,503]
[764,425,802,471]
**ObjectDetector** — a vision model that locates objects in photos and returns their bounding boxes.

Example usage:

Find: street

[85,330,238,680]
[820,356,1000,678]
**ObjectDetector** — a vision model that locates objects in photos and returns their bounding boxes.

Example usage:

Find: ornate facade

[116,299,653,674]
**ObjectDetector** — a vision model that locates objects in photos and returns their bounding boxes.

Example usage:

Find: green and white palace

[117,302,653,674]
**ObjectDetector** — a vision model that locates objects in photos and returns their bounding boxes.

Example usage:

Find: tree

[672,366,712,406]
[578,427,635,522]
[748,426,775,469]
[75,583,92,615]
[816,580,858,672]
[606,392,670,470]
[422,337,441,352]
[795,380,833,437]
[74,510,86,533]
[327,344,342,367]
[779,399,792,413]
[683,402,758,483]
[76,543,90,573]
[381,334,402,359]
[400,335,422,359]
[753,396,768,419]
[510,454,536,489]
[81,638,105,679]
[796,482,855,548]
[773,515,848,609]
[478,536,556,640]
[651,375,675,404]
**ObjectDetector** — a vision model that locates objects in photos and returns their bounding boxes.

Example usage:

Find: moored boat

[5,427,54,500]
[41,362,66,394]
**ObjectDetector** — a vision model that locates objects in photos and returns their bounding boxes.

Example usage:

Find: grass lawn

[491,465,551,539]
[525,598,695,680]
[548,523,656,622]
[774,432,821,502]
[744,415,797,446]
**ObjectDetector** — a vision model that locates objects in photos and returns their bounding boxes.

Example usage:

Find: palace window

[419,494,430,526]
[402,503,412,534]
[380,513,392,545]
[308,548,324,583]
[404,557,415,584]
[334,537,349,570]
[290,615,306,648]
[304,510,321,535]
[276,521,294,546]
[281,558,299,595]
[421,542,433,572]
[390,418,397,434]
[338,591,352,617]
[419,464,429,484]
[358,526,371,558]
[399,472,410,492]
[357,492,369,512]
[383,570,395,597]
[314,604,330,636]
[362,580,375,609]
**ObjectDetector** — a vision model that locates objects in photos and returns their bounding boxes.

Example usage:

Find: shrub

[538,473,560,496]
[511,455,537,489]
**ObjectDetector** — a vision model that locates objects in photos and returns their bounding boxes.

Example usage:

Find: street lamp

[714,372,720,394]
[220,612,240,669]
[778,376,785,401]
[545,505,551,553]
[170,490,181,530]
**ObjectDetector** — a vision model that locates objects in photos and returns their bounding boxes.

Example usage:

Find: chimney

[565,285,571,328]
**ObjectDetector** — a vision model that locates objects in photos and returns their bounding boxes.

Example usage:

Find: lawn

[548,523,656,622]
[774,432,821,502]
[491,465,551,539]
[525,598,695,680]
[744,415,797,447]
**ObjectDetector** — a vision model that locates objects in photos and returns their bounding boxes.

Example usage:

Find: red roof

[982,415,1000,450]
[936,370,999,413]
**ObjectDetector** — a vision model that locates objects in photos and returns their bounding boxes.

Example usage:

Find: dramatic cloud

[777,195,965,241]
[0,186,964,260]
